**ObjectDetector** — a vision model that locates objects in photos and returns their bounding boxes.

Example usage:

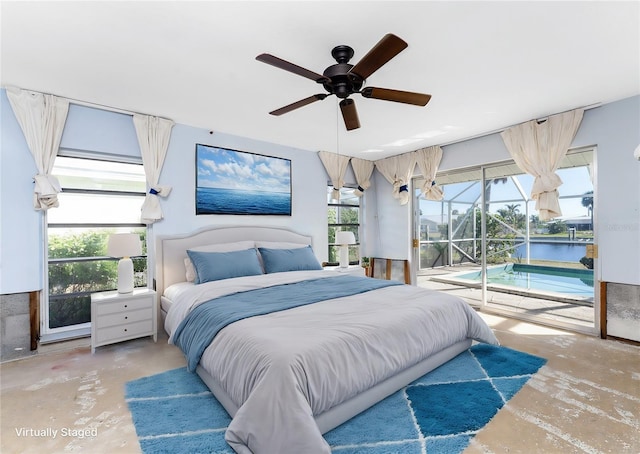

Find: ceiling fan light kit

[256,33,431,131]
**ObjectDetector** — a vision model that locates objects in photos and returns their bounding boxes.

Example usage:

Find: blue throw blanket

[172,275,402,371]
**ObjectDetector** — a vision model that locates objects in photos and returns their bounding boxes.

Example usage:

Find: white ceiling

[2,1,639,160]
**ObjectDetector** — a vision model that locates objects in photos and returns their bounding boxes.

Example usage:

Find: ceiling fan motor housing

[323,45,364,98]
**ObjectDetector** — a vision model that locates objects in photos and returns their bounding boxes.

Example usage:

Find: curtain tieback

[422,180,444,201]
[148,185,172,197]
[32,174,62,210]
[34,174,61,196]
[354,183,369,197]
[392,180,407,197]
[391,180,410,205]
[141,185,171,224]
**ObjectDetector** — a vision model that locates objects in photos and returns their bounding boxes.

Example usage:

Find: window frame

[42,151,148,342]
[327,185,361,266]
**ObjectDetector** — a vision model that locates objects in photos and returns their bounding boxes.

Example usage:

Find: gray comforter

[165,270,499,453]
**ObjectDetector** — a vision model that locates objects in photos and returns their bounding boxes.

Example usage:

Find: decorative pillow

[184,241,255,281]
[258,245,323,274]
[254,241,311,272]
[186,248,263,284]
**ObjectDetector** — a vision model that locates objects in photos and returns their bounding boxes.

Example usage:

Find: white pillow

[254,241,309,249]
[184,241,256,282]
[190,240,255,253]
[184,258,197,282]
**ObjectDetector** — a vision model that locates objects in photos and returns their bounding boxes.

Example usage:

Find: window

[327,186,360,266]
[44,154,147,340]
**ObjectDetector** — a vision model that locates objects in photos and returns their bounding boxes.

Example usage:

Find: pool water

[455,263,594,298]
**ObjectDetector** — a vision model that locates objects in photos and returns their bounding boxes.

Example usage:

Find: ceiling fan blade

[360,87,431,106]
[269,94,328,116]
[256,53,330,83]
[339,98,360,131]
[348,34,408,80]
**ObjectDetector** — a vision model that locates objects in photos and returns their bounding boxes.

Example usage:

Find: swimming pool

[445,263,594,300]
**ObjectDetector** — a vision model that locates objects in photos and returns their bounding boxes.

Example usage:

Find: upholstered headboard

[155,225,313,297]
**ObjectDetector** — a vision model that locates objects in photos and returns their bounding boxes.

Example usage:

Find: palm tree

[484,178,508,213]
[581,190,594,230]
[497,204,527,230]
[529,214,540,232]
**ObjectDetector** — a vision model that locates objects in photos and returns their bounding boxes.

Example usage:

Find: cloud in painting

[196,145,290,193]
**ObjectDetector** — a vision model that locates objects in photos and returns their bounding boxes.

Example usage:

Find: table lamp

[107,233,142,293]
[335,231,356,268]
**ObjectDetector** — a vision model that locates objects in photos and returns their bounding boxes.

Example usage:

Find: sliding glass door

[414,148,597,334]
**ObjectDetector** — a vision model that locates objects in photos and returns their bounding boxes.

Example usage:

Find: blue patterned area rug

[125,344,546,453]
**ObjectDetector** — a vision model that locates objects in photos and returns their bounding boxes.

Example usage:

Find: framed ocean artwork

[195,144,292,215]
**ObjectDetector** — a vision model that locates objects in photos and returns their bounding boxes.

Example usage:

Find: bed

[156,226,499,454]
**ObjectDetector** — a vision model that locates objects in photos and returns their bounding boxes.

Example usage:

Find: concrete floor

[1,314,638,453]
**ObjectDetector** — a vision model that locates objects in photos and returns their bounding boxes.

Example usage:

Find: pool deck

[417,264,595,331]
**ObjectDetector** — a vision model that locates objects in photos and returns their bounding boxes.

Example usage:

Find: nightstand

[323,265,366,276]
[91,288,157,353]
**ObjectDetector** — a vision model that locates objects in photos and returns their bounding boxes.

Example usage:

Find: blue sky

[196,145,290,193]
[487,166,593,218]
[422,166,594,219]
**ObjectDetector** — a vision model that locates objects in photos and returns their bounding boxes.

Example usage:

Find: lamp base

[117,257,134,293]
[339,245,349,268]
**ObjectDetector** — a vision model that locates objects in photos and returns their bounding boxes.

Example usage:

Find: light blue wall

[3,89,638,294]
[1,90,42,293]
[372,95,640,286]
[0,89,327,295]
[153,125,326,240]
[572,96,640,285]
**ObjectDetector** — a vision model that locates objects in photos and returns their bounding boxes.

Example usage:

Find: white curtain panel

[6,87,69,210]
[500,109,584,220]
[133,114,175,224]
[350,157,374,197]
[318,150,351,200]
[375,152,417,205]
[415,146,444,200]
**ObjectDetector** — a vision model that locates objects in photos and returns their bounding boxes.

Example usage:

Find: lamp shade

[335,231,356,245]
[107,233,142,258]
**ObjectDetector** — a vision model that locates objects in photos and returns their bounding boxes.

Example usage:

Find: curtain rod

[438,102,601,148]
[64,96,141,117]
[3,85,155,118]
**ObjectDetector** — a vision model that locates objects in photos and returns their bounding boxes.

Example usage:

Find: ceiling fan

[256,33,431,131]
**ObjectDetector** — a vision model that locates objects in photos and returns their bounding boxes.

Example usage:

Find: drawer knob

[124,304,128,308]
[124,316,128,320]
[124,328,127,332]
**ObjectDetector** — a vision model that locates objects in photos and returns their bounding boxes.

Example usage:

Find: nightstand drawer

[91,289,157,353]
[97,307,153,328]
[95,319,153,344]
[96,297,153,316]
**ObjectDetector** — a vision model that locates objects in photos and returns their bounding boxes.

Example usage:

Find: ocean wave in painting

[196,187,291,215]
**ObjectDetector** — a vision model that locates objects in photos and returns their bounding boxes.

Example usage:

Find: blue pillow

[258,246,322,273]
[186,248,263,284]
